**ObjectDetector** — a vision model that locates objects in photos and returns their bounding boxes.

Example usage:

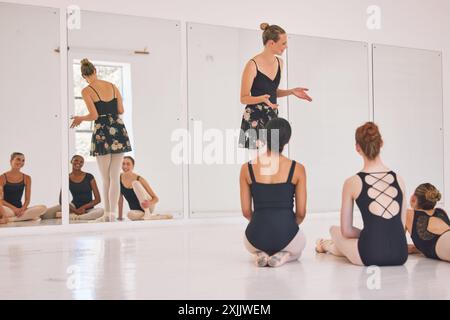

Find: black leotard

[245,160,299,256]
[355,171,408,266]
[2,173,25,208]
[411,208,450,260]
[120,175,143,212]
[69,173,94,209]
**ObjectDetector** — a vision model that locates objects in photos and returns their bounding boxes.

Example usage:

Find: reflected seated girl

[0,152,47,222]
[44,155,104,221]
[119,156,172,221]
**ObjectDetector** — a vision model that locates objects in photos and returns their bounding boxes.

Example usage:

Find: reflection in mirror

[119,156,172,221]
[45,155,104,223]
[69,58,132,223]
[0,3,61,228]
[67,11,183,223]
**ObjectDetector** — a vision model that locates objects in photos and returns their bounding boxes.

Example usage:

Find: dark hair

[80,58,96,77]
[414,183,441,210]
[71,155,84,163]
[355,122,383,160]
[10,152,24,161]
[264,118,291,153]
[123,156,135,166]
[260,23,286,45]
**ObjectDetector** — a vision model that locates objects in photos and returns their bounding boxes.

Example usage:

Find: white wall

[3,0,450,212]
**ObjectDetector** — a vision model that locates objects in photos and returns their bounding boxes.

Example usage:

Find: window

[72,61,125,161]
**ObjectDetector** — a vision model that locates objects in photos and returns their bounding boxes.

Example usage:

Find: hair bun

[425,188,441,203]
[260,22,270,31]
[80,58,90,65]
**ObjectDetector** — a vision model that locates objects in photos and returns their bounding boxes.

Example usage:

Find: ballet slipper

[143,213,173,220]
[268,251,290,267]
[254,251,269,267]
[69,213,79,220]
[315,239,334,253]
[315,238,326,253]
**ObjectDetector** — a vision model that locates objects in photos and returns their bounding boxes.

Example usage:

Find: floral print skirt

[238,104,279,149]
[90,114,132,156]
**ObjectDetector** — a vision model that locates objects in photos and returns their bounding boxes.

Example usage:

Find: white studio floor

[0,213,449,300]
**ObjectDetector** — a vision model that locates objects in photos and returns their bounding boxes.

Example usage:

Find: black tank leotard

[120,175,143,212]
[245,160,299,256]
[355,171,408,266]
[69,173,94,209]
[411,208,450,260]
[2,173,25,208]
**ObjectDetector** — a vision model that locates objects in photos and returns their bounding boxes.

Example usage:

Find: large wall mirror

[67,11,183,224]
[0,2,62,228]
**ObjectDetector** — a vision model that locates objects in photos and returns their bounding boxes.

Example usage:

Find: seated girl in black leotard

[44,155,104,221]
[118,156,172,221]
[406,183,450,262]
[0,152,47,222]
[316,122,408,266]
[240,118,307,267]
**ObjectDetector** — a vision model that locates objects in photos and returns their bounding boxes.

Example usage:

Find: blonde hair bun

[260,22,270,31]
[425,188,441,203]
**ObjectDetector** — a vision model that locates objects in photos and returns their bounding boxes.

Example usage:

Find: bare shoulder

[295,162,305,176]
[244,59,257,72]
[395,173,407,191]
[138,175,150,185]
[345,175,360,186]
[240,162,251,183]
[24,174,31,183]
[81,86,94,99]
[343,175,362,196]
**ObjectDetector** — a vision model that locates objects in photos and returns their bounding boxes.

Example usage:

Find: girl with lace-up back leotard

[70,58,132,218]
[406,183,450,262]
[238,23,312,149]
[240,118,307,268]
[316,122,408,266]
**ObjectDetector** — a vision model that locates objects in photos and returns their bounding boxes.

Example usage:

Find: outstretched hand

[70,116,83,128]
[292,87,312,102]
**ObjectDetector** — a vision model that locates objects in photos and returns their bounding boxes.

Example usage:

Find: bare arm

[114,85,124,115]
[294,163,307,225]
[240,61,270,105]
[80,89,99,121]
[70,89,99,129]
[276,58,312,101]
[340,177,361,238]
[139,177,159,205]
[239,164,253,221]
[405,208,414,234]
[397,175,407,228]
[22,175,31,209]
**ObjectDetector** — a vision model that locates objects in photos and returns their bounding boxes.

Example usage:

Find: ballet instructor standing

[70,59,132,217]
[239,23,312,149]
